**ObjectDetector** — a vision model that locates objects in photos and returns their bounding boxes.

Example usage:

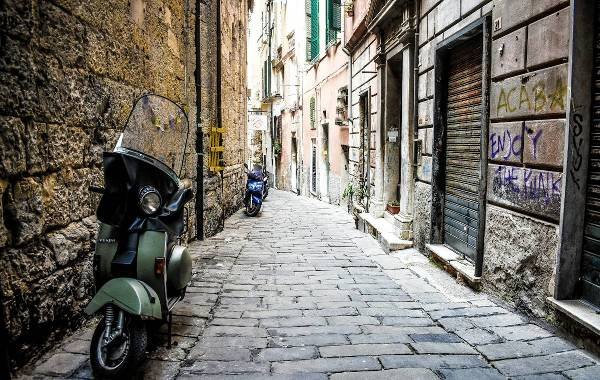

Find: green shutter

[305,0,312,61]
[310,97,316,129]
[310,0,319,61]
[326,0,341,45]
[331,0,341,32]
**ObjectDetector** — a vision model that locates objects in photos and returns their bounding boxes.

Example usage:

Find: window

[306,0,319,61]
[326,0,341,45]
[311,141,317,193]
[262,59,271,98]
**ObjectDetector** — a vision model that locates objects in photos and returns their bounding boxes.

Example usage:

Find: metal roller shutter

[582,1,600,307]
[444,37,483,261]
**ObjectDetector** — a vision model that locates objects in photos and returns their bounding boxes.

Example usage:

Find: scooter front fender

[85,278,162,319]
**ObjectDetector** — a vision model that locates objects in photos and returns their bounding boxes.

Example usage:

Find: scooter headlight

[139,186,161,215]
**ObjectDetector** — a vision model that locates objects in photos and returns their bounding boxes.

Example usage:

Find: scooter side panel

[167,245,192,290]
[94,223,119,284]
[137,231,169,319]
[84,277,162,319]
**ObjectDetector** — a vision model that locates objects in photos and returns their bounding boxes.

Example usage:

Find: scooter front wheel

[90,311,147,378]
[245,203,261,217]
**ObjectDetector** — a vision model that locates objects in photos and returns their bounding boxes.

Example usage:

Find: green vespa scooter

[86,94,193,378]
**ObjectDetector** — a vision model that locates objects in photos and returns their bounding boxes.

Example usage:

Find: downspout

[412,0,420,164]
[195,0,204,240]
[216,0,225,230]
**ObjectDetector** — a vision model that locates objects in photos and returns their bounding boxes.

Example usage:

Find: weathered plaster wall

[0,0,247,367]
[483,205,559,318]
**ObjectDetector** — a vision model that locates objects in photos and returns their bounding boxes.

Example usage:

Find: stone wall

[0,0,247,368]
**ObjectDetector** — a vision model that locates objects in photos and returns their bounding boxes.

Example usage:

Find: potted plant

[387,200,400,215]
[344,0,354,16]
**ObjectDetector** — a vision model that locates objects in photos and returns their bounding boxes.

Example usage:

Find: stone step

[358,212,413,253]
[425,244,481,289]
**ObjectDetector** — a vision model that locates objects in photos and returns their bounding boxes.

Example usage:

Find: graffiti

[490,129,522,160]
[490,126,546,163]
[495,78,567,117]
[569,112,584,190]
[490,164,561,219]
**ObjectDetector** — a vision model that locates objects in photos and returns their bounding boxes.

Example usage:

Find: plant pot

[387,204,400,215]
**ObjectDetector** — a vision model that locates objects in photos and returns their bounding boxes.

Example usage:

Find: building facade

[248,0,350,203]
[338,0,600,348]
[0,0,249,368]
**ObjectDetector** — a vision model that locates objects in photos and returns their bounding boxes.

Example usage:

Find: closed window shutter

[326,0,341,44]
[331,0,341,32]
[305,0,312,61]
[310,0,319,60]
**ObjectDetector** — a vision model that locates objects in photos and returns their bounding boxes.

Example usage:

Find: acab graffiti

[496,78,566,117]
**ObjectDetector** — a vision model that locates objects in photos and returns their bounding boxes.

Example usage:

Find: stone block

[417,156,432,182]
[33,352,87,377]
[0,117,27,176]
[427,7,437,40]
[492,0,569,36]
[526,7,570,68]
[437,0,461,32]
[487,164,562,219]
[272,357,381,374]
[380,354,488,369]
[419,40,435,73]
[492,351,595,377]
[489,122,523,163]
[5,177,44,244]
[490,64,568,120]
[331,368,438,380]
[418,70,433,101]
[257,346,318,361]
[438,368,505,380]
[46,222,92,266]
[492,27,526,79]
[523,119,565,167]
[482,204,559,318]
[418,99,433,127]
[421,0,440,17]
[419,17,428,45]
[461,0,486,15]
[476,336,574,361]
[411,342,478,354]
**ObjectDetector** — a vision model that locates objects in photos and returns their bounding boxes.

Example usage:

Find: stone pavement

[19,190,600,379]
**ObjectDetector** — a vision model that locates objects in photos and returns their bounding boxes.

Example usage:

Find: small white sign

[248,113,268,131]
[388,130,399,142]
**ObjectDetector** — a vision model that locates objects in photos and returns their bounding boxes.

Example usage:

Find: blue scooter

[243,163,265,216]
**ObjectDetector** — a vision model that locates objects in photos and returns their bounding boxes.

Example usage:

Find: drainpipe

[195,0,205,240]
[216,0,225,230]
[412,0,420,164]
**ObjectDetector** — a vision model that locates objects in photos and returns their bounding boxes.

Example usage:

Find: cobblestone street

[22,190,600,379]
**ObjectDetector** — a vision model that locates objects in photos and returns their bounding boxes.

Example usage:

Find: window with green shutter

[326,0,341,45]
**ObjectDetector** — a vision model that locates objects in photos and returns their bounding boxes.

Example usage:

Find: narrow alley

[23,190,600,379]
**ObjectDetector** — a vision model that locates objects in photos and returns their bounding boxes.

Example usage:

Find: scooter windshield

[118,94,189,177]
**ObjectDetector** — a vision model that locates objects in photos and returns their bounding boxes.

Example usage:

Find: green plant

[387,200,400,207]
[273,141,282,155]
[342,183,355,200]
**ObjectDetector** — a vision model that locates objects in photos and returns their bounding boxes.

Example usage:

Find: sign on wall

[248,112,268,131]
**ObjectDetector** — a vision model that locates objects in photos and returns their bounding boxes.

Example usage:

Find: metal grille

[443,37,483,261]
[582,1,600,307]
[209,125,224,172]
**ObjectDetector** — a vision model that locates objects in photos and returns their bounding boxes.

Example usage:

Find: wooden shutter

[310,0,319,60]
[305,0,312,61]
[582,0,600,307]
[443,36,483,262]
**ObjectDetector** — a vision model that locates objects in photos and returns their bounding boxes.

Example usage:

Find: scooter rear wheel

[90,315,147,379]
